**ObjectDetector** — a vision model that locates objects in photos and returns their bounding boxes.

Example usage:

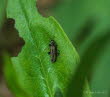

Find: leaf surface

[5,0,79,97]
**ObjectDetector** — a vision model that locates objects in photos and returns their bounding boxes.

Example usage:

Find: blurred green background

[0,0,110,97]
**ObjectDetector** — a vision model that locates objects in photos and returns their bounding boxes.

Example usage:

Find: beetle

[48,40,59,63]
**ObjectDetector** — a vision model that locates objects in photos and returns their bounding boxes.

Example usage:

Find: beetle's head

[50,40,55,46]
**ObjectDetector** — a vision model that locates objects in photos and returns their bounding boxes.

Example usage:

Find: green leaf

[50,0,110,97]
[3,54,30,97]
[5,0,79,97]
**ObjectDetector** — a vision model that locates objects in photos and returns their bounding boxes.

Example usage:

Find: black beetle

[48,40,59,63]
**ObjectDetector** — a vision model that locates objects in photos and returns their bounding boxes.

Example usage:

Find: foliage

[3,0,82,97]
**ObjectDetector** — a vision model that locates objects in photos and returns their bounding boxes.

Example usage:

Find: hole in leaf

[0,18,25,57]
